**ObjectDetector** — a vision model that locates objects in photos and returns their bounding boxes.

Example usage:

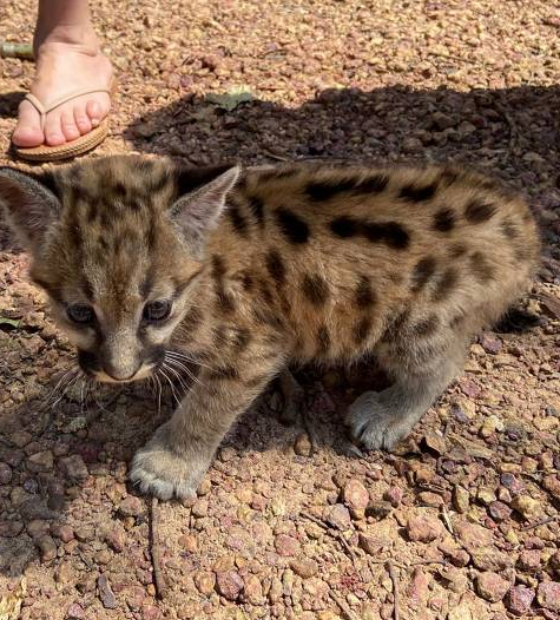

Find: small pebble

[505,585,535,616]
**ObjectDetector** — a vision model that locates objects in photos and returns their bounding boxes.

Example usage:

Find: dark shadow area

[0,91,25,120]
[122,84,560,190]
[1,83,559,577]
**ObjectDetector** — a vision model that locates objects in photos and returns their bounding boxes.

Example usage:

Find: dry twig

[388,562,400,620]
[328,588,360,620]
[521,515,559,532]
[150,497,168,600]
[300,511,357,562]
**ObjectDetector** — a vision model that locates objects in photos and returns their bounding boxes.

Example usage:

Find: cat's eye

[67,303,95,324]
[143,300,172,323]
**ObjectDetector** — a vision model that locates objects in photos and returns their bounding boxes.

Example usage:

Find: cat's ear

[169,164,241,259]
[0,167,61,251]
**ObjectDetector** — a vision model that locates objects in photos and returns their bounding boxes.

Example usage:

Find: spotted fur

[0,156,541,501]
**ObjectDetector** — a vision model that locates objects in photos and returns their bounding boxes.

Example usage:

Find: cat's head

[0,155,239,382]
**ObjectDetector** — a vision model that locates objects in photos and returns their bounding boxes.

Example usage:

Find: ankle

[34,25,100,57]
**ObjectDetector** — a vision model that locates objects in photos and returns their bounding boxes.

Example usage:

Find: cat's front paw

[129,427,207,501]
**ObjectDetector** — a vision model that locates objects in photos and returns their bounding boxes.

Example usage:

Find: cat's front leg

[130,358,282,500]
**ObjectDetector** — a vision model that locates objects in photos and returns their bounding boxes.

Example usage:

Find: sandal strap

[24,87,112,128]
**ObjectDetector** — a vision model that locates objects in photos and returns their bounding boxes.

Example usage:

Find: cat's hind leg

[347,315,468,451]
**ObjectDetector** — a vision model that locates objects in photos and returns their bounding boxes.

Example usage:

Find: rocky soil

[1,1,559,619]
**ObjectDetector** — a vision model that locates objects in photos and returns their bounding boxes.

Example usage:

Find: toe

[44,110,67,146]
[86,100,102,127]
[86,92,111,127]
[60,109,81,141]
[12,100,44,147]
[74,102,92,135]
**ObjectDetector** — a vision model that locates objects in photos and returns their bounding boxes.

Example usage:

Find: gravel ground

[1,1,560,619]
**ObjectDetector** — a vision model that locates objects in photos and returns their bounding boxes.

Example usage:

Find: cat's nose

[103,363,140,382]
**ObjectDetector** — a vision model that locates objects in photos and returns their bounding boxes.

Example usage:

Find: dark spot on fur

[432,267,459,302]
[86,202,98,223]
[358,173,390,194]
[355,276,376,308]
[381,308,409,342]
[227,203,249,237]
[433,208,456,232]
[399,182,437,202]
[258,167,297,182]
[330,217,409,249]
[149,170,172,194]
[233,328,251,352]
[450,243,467,259]
[330,216,359,238]
[411,314,440,337]
[363,222,410,250]
[412,257,437,292]
[317,325,331,355]
[275,208,310,244]
[501,219,519,240]
[114,181,127,199]
[306,178,357,201]
[354,317,372,344]
[465,198,497,223]
[470,251,495,282]
[439,168,460,187]
[216,290,236,314]
[302,274,330,307]
[265,249,286,285]
[240,271,254,291]
[449,313,466,329]
[146,216,157,250]
[306,173,389,201]
[248,196,265,226]
[211,255,227,279]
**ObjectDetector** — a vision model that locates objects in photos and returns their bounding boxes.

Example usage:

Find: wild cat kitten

[0,156,540,500]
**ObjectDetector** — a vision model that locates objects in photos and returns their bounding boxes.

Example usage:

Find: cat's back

[219,162,539,361]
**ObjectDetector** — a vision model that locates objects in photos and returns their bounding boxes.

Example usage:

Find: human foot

[12,40,113,148]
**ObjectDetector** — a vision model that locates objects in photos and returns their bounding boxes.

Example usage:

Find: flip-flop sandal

[12,78,117,163]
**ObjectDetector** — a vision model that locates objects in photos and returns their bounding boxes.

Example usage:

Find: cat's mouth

[93,365,156,383]
[77,349,160,383]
